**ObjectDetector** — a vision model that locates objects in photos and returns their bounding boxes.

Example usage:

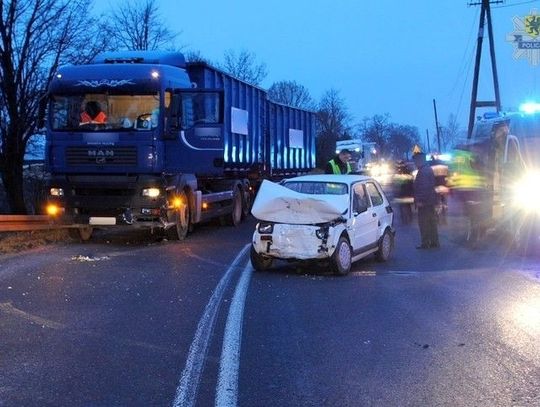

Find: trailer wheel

[167,191,190,240]
[69,226,93,242]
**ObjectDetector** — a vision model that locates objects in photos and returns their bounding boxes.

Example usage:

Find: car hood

[251,180,349,224]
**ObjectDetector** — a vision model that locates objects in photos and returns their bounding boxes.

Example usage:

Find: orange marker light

[46,204,59,216]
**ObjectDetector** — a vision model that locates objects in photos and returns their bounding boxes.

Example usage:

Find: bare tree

[106,0,180,50]
[438,114,462,151]
[359,114,391,158]
[218,49,267,85]
[268,80,315,109]
[387,124,421,160]
[184,49,211,64]
[316,89,352,168]
[0,0,106,213]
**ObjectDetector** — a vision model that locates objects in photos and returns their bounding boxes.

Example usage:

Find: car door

[350,182,378,253]
[365,181,389,242]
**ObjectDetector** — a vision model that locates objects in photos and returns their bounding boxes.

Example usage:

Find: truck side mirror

[37,94,48,130]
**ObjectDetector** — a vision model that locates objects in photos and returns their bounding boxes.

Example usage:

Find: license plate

[89,217,116,225]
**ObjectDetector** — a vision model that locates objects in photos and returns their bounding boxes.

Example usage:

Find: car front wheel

[250,246,273,271]
[331,236,352,276]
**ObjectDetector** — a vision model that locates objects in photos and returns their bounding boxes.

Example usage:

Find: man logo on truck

[88,149,113,164]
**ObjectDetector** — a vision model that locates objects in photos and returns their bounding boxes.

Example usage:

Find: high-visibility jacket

[328,158,352,174]
[80,111,107,124]
[447,149,487,190]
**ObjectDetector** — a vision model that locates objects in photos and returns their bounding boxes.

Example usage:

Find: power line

[467,0,504,6]
[493,0,539,8]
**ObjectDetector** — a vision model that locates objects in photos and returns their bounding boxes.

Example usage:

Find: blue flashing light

[483,112,501,120]
[519,102,540,114]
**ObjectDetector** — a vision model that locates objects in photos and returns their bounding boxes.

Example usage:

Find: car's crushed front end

[252,218,347,261]
[250,179,350,263]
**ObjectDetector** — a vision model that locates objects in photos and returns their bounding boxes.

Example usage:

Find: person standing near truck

[413,152,440,249]
[326,149,352,174]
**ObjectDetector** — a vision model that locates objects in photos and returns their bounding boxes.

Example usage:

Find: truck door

[165,89,224,174]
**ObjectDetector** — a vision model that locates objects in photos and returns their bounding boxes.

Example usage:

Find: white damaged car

[250,174,395,275]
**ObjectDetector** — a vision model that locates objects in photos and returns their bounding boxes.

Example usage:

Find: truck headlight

[49,187,64,196]
[142,187,161,198]
[512,170,540,213]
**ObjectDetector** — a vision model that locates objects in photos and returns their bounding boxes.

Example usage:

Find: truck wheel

[331,236,352,276]
[250,246,273,271]
[375,229,394,262]
[69,226,93,241]
[167,191,190,240]
[242,185,252,219]
[222,188,243,226]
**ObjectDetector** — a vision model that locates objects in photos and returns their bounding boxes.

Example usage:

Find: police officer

[413,151,440,249]
[325,149,352,174]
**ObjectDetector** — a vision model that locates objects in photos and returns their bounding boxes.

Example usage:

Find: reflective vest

[81,111,107,124]
[447,149,486,190]
[328,159,352,174]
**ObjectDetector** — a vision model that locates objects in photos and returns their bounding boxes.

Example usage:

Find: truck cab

[456,111,540,252]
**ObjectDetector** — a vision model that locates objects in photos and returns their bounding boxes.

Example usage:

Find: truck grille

[66,147,137,166]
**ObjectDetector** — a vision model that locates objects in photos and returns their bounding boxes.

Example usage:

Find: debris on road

[70,255,110,262]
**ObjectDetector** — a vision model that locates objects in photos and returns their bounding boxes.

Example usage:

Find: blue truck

[45,51,316,240]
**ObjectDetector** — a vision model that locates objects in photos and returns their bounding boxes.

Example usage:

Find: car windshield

[283,181,348,195]
[50,93,161,131]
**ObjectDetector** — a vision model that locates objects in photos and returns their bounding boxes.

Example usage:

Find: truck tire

[250,246,273,271]
[221,188,243,226]
[167,191,190,240]
[68,226,93,241]
[242,185,252,219]
[331,236,352,276]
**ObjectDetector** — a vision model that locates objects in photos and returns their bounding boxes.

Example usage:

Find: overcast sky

[96,0,540,143]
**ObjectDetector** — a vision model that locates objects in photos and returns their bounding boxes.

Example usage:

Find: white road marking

[172,244,250,407]
[215,262,252,407]
[0,301,65,329]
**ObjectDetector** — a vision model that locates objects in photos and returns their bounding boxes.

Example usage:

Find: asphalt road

[0,204,538,406]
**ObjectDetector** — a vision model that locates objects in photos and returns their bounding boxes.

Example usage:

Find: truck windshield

[50,93,160,131]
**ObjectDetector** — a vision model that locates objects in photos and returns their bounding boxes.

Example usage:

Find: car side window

[353,183,370,213]
[366,182,384,206]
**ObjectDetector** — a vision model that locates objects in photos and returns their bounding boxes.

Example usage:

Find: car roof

[282,174,375,186]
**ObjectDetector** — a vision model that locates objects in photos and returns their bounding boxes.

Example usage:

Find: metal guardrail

[0,215,64,232]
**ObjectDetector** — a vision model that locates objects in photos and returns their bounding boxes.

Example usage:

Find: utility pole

[467,0,504,139]
[433,99,442,153]
[426,129,431,152]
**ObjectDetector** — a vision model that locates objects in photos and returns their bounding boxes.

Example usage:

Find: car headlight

[316,226,329,240]
[142,187,161,198]
[257,222,274,234]
[512,170,540,213]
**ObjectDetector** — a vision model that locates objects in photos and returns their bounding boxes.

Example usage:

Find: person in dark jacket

[413,152,439,249]
[325,149,352,174]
